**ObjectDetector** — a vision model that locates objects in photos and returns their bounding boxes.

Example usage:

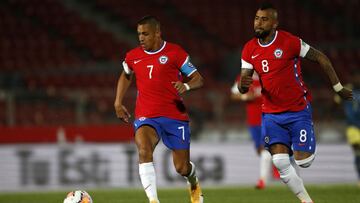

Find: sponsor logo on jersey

[134,59,142,64]
[274,48,283,58]
[159,55,168,64]
[251,54,260,59]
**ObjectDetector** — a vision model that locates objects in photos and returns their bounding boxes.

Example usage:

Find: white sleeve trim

[181,56,189,67]
[122,61,132,74]
[299,39,310,58]
[187,69,197,77]
[241,59,253,69]
[231,83,240,94]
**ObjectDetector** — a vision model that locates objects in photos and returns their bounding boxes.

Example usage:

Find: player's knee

[174,162,190,176]
[272,153,290,172]
[138,148,153,162]
[295,154,315,168]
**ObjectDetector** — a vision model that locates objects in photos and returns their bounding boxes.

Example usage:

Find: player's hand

[172,81,187,94]
[337,87,353,101]
[114,103,131,123]
[239,75,253,93]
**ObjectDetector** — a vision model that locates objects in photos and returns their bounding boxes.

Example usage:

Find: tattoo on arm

[304,47,321,62]
[241,68,254,77]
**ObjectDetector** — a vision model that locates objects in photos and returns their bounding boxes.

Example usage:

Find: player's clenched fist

[172,81,188,94]
[338,87,353,101]
[239,75,253,94]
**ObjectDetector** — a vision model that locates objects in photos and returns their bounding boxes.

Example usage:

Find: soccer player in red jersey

[238,3,352,203]
[231,73,279,189]
[114,16,204,203]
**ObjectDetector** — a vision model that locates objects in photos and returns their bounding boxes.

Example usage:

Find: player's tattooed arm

[305,47,340,86]
[238,68,254,94]
[305,47,353,100]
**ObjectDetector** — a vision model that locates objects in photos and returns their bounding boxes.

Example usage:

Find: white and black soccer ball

[63,190,93,203]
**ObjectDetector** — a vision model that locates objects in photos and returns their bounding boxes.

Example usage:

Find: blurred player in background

[230,73,279,189]
[335,82,360,187]
[238,3,353,203]
[114,16,204,203]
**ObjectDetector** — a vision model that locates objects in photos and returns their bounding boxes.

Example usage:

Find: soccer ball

[63,190,93,203]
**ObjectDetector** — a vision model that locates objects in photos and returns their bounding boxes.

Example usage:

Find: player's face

[137,24,160,51]
[254,9,277,39]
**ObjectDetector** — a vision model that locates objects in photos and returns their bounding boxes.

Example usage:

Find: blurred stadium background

[0,0,359,198]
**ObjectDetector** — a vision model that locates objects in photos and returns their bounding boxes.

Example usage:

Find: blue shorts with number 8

[262,104,316,154]
[134,117,191,150]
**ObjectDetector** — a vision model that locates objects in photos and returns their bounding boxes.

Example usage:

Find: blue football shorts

[133,117,191,150]
[249,125,263,149]
[261,104,316,153]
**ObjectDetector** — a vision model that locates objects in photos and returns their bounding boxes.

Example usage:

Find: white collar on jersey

[257,31,278,47]
[143,41,167,55]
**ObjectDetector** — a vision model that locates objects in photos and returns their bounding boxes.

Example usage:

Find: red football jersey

[233,74,262,126]
[124,41,191,120]
[241,30,312,113]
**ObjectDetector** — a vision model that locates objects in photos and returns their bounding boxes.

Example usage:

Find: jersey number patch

[146,65,154,79]
[261,60,269,73]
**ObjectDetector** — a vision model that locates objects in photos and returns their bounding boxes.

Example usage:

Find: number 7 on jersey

[147,65,154,79]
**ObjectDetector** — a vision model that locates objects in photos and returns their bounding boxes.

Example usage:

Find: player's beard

[254,29,271,39]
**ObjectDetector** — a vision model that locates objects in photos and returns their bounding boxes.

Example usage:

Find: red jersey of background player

[233,74,262,126]
[241,30,312,113]
[124,41,195,121]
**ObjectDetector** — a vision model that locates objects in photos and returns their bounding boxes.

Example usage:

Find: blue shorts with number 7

[134,117,191,150]
[262,104,316,153]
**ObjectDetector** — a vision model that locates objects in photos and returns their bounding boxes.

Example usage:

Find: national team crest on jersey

[274,48,283,58]
[159,55,168,64]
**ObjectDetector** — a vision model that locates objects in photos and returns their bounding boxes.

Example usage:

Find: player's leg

[159,117,203,203]
[172,149,203,203]
[346,126,360,186]
[263,113,313,203]
[355,145,360,187]
[270,144,313,203]
[134,121,161,203]
[250,125,272,189]
[288,106,316,203]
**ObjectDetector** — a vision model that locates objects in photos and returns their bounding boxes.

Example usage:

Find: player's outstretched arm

[305,47,353,100]
[172,71,204,94]
[114,71,133,123]
[238,68,254,94]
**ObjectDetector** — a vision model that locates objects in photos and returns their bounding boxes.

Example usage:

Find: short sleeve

[299,39,310,58]
[241,43,254,69]
[122,61,132,74]
[123,53,133,74]
[174,46,189,68]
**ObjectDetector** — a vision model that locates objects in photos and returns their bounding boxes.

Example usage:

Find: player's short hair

[258,2,278,19]
[258,2,276,10]
[137,15,160,30]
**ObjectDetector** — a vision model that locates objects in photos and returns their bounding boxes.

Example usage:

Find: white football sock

[272,154,312,203]
[184,161,198,186]
[259,150,272,183]
[139,162,159,202]
[290,155,300,176]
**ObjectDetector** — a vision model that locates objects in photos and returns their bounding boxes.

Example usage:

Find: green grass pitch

[0,184,358,203]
